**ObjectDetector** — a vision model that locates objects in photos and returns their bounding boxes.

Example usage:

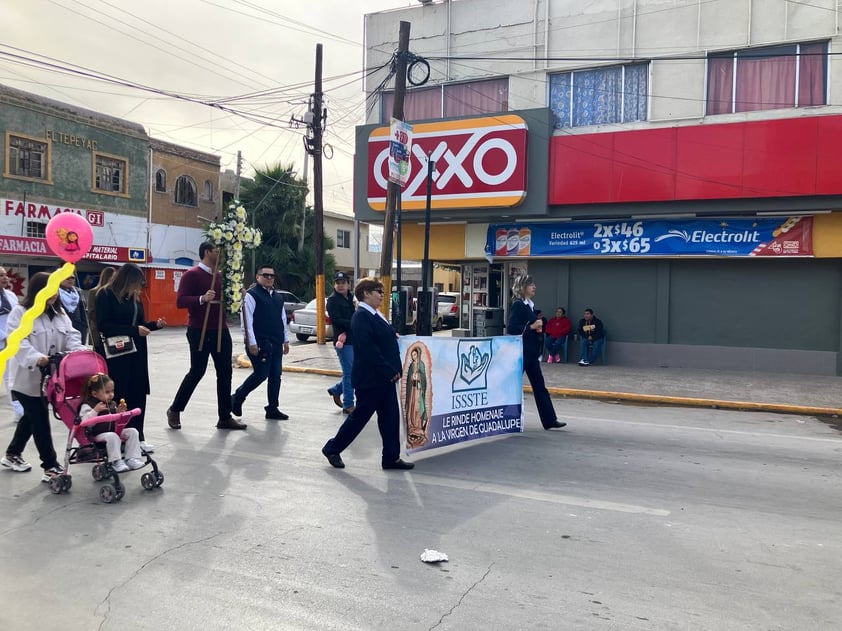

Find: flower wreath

[204,201,262,314]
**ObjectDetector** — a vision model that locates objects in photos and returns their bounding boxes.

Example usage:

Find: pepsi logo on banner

[368,115,529,211]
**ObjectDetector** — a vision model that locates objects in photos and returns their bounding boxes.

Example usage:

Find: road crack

[430,562,494,630]
[96,530,233,630]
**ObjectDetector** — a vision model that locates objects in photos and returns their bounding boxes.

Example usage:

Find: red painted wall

[548,115,842,205]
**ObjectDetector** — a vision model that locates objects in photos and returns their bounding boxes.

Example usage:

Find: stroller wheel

[114,485,125,501]
[141,472,155,490]
[61,475,72,492]
[153,470,164,487]
[49,476,63,495]
[91,464,106,481]
[99,485,116,504]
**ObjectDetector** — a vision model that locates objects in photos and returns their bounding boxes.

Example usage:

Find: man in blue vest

[231,265,290,420]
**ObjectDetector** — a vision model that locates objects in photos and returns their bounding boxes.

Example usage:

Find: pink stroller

[44,349,164,503]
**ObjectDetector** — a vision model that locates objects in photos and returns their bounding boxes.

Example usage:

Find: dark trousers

[171,327,233,421]
[7,392,59,470]
[523,356,557,428]
[323,382,400,465]
[233,340,283,410]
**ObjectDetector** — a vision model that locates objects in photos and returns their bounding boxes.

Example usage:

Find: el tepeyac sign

[398,335,524,454]
[486,216,814,258]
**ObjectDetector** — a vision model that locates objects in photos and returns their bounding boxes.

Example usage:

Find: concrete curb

[283,365,841,418]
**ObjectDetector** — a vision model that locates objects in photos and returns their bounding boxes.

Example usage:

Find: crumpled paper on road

[420,549,448,563]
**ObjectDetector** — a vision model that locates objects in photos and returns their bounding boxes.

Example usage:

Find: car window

[439,295,456,304]
[305,299,317,309]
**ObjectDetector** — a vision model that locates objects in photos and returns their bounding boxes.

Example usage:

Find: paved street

[0,329,840,630]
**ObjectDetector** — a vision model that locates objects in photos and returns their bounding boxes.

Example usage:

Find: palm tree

[240,163,335,298]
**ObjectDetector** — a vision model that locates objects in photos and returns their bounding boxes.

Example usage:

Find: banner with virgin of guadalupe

[398,335,524,454]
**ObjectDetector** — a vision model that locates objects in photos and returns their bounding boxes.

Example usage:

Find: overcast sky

[0,0,412,214]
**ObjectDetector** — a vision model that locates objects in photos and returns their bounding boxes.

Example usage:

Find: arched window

[203,180,214,201]
[174,175,197,206]
[155,169,166,192]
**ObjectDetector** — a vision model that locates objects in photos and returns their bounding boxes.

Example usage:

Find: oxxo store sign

[366,114,529,211]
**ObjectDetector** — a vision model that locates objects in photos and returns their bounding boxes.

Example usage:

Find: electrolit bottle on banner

[518,228,531,256]
[495,228,508,256]
[506,228,520,256]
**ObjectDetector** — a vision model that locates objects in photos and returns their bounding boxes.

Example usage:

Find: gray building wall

[529,258,841,375]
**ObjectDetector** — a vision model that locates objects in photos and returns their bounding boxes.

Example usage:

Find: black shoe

[322,447,345,469]
[265,409,289,420]
[328,389,342,408]
[544,420,567,430]
[166,407,181,430]
[231,395,243,417]
[382,458,414,470]
[217,416,247,430]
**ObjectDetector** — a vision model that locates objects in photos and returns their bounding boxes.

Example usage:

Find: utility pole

[378,20,411,317]
[312,43,326,345]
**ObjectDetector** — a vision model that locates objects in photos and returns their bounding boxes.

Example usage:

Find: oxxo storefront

[355,108,842,376]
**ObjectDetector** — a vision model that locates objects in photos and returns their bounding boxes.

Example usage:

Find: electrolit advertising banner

[486,216,814,258]
[398,336,524,454]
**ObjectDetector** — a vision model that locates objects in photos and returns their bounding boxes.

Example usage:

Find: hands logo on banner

[453,340,492,390]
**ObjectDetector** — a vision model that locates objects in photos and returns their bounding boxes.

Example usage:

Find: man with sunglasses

[231,265,290,421]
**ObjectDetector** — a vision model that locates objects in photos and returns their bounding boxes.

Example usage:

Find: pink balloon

[45,213,94,263]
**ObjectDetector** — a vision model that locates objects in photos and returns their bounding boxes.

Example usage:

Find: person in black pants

[506,275,566,431]
[96,263,166,452]
[321,277,414,470]
[167,242,244,431]
[231,265,290,420]
[1,272,86,481]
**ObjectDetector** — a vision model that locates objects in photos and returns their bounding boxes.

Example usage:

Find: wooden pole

[379,20,411,318]
[313,43,326,345]
[198,247,221,352]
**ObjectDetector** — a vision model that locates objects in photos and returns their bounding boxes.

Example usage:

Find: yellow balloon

[0,262,75,384]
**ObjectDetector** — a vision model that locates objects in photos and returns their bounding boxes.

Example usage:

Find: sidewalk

[279,330,842,418]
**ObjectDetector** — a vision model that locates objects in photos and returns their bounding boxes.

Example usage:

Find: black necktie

[0,290,10,316]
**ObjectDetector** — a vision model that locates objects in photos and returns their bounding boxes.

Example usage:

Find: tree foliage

[240,163,335,299]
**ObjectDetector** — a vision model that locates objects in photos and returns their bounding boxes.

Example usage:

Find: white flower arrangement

[204,201,262,314]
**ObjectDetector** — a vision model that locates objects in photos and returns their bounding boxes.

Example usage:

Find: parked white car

[289,299,334,342]
[437,292,460,328]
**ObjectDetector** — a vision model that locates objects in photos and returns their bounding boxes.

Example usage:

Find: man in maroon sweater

[166,242,246,431]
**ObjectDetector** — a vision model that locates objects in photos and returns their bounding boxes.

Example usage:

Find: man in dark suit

[321,277,414,470]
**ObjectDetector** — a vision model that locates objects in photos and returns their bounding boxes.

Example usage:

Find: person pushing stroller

[78,373,144,473]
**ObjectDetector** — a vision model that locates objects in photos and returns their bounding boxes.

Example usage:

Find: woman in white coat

[0,272,85,481]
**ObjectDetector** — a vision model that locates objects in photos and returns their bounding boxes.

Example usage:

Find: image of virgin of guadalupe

[401,342,433,449]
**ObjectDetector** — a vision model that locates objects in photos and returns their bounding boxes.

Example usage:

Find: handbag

[102,334,136,359]
[101,301,138,359]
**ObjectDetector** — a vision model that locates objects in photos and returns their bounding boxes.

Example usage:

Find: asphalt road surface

[0,343,839,630]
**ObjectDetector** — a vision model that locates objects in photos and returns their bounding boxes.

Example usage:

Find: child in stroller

[46,349,163,502]
[79,373,144,473]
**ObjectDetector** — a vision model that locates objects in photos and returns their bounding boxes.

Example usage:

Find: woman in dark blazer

[507,275,566,430]
[96,263,166,452]
[322,277,414,470]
